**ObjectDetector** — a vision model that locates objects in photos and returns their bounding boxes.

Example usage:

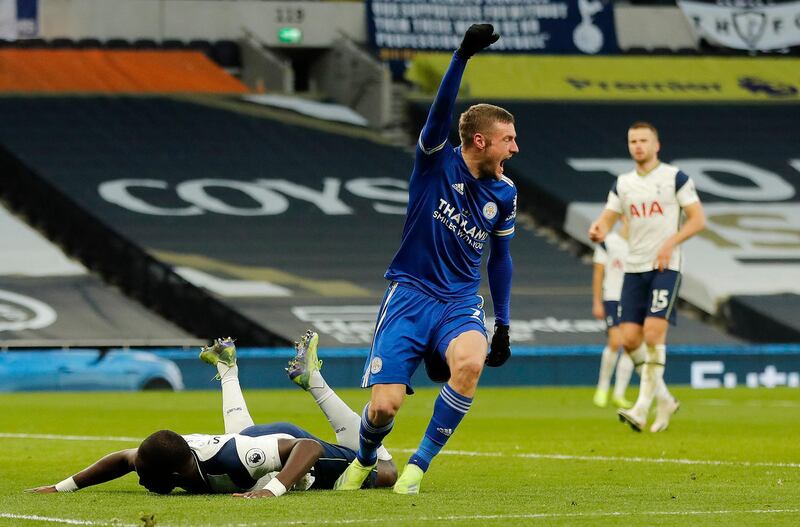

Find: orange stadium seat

[0,49,248,93]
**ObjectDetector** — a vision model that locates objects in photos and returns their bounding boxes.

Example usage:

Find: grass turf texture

[1,386,799,526]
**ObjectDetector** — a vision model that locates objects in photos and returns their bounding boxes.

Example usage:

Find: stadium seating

[0,95,740,347]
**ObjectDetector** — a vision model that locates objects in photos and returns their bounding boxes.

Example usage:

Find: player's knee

[369,400,401,423]
[643,328,665,347]
[608,335,623,351]
[622,333,641,352]
[450,355,484,384]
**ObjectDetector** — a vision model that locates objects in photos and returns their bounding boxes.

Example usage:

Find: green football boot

[393,464,424,495]
[286,330,322,390]
[199,337,237,379]
[333,458,375,491]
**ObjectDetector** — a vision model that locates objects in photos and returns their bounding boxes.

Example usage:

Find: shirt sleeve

[593,243,607,265]
[675,171,700,207]
[418,52,467,156]
[605,179,622,214]
[491,188,517,239]
[487,236,513,325]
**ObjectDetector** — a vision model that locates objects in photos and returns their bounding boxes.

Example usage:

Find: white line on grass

[0,432,140,442]
[263,509,800,526]
[394,448,800,469]
[0,512,136,526]
[4,509,799,527]
[3,432,800,469]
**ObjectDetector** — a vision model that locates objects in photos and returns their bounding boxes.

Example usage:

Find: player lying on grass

[27,332,397,497]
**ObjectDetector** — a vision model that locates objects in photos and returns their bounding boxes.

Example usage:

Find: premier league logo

[245,448,266,467]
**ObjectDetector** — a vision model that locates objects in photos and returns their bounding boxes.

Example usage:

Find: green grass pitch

[1,386,799,526]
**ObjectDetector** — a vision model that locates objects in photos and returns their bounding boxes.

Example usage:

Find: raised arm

[26,448,138,493]
[232,438,323,498]
[419,24,499,153]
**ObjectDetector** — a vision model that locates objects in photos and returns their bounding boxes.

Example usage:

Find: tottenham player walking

[334,24,517,494]
[589,122,705,432]
[27,334,396,497]
[592,217,635,409]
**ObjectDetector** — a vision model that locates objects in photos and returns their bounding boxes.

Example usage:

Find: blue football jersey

[385,143,517,301]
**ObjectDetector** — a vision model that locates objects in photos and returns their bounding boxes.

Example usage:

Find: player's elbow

[296,439,324,462]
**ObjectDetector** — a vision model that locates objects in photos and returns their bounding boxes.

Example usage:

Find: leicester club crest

[482,201,498,220]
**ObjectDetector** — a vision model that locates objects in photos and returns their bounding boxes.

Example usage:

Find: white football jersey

[593,232,628,301]
[183,432,313,493]
[604,162,699,273]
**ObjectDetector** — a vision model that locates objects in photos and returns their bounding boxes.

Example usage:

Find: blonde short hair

[629,121,659,139]
[458,104,515,147]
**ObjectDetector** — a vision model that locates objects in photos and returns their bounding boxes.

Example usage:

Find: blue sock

[408,384,472,472]
[356,403,393,466]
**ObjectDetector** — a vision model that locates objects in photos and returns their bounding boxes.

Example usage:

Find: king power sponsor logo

[0,290,57,332]
[691,361,800,389]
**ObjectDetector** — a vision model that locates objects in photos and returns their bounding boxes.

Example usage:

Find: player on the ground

[592,216,634,409]
[334,23,517,495]
[27,332,396,497]
[588,121,705,432]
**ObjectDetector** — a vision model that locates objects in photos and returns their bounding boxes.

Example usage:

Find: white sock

[306,370,393,461]
[628,343,647,372]
[631,344,666,417]
[305,371,363,444]
[613,351,634,399]
[652,344,672,402]
[596,346,616,392]
[218,364,254,434]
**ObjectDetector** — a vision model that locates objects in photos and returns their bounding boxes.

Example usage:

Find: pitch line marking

[264,509,800,526]
[4,509,799,527]
[0,512,136,526]
[3,432,799,469]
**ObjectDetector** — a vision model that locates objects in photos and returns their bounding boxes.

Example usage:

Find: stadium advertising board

[406,54,800,100]
[678,0,800,51]
[366,0,618,56]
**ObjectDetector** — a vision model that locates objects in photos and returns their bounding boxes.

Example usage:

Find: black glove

[457,24,500,59]
[486,323,510,367]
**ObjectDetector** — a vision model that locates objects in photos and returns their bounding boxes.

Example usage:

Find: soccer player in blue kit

[334,24,518,494]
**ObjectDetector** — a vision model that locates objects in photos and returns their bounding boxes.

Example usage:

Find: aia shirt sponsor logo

[630,201,663,218]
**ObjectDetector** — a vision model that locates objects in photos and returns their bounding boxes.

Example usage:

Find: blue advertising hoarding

[366,0,618,56]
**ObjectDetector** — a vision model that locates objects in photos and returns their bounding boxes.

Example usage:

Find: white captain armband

[55,477,78,492]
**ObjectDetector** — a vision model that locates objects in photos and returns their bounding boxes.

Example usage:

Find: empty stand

[0,204,194,344]
[0,96,740,347]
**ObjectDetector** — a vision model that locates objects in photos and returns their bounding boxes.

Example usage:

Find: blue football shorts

[361,282,488,394]
[603,300,621,329]
[619,270,682,326]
